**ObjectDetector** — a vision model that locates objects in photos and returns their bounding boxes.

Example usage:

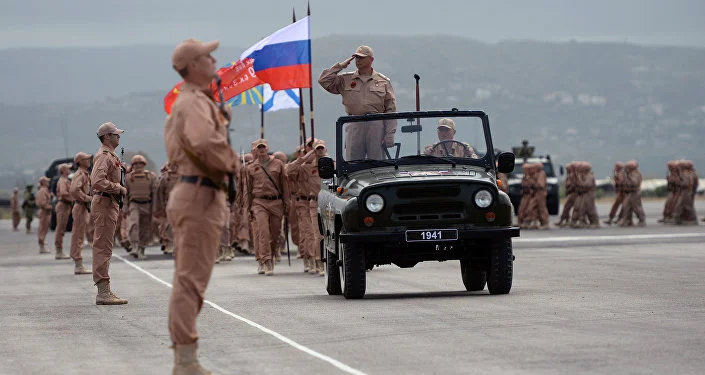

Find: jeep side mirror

[318,157,335,179]
[559,165,564,176]
[497,152,515,174]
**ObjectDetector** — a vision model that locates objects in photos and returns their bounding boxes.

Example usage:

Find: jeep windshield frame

[336,110,497,176]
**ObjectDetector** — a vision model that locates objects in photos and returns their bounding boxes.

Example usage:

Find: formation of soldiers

[555,161,601,228]
[516,163,550,229]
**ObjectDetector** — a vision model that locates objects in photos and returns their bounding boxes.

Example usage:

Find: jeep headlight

[365,193,385,213]
[474,189,493,208]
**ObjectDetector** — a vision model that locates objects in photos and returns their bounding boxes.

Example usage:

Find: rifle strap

[257,161,282,197]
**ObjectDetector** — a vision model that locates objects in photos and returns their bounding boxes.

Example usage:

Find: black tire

[460,260,486,291]
[326,249,342,295]
[487,238,513,295]
[548,196,559,216]
[341,243,366,299]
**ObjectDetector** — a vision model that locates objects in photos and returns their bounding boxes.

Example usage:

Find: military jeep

[317,110,520,299]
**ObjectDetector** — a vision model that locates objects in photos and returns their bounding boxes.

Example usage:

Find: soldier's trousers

[345,120,385,160]
[37,208,51,246]
[585,192,599,224]
[527,194,548,225]
[25,212,34,232]
[517,194,531,223]
[159,216,174,249]
[662,191,677,219]
[220,205,231,248]
[128,202,152,248]
[673,190,696,223]
[570,195,587,224]
[167,183,225,345]
[12,211,21,230]
[55,201,71,250]
[295,199,315,258]
[309,200,322,260]
[289,196,300,246]
[91,195,120,284]
[620,192,645,224]
[236,205,251,243]
[560,193,576,221]
[608,192,625,219]
[70,203,89,262]
[251,199,283,262]
[86,214,94,244]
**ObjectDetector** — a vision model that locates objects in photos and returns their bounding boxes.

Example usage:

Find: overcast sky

[1,0,704,49]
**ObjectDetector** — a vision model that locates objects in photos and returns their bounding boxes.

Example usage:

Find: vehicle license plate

[405,229,458,242]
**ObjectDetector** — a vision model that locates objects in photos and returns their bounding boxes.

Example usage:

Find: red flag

[163,59,264,114]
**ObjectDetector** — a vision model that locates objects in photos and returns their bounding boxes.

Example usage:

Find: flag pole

[307,1,315,141]
[260,98,265,139]
[294,7,306,145]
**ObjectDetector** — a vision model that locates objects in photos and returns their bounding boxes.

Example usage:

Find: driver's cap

[438,118,455,130]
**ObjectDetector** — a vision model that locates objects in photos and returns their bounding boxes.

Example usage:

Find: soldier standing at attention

[69,152,93,275]
[125,155,156,260]
[604,162,625,225]
[319,45,397,160]
[165,38,238,374]
[246,139,290,275]
[91,121,128,305]
[54,163,73,260]
[22,185,37,234]
[11,187,21,231]
[154,162,179,254]
[36,177,52,253]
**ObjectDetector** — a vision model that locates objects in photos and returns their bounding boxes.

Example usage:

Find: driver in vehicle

[423,118,479,158]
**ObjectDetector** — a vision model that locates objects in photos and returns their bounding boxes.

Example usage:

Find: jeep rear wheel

[326,248,342,295]
[487,238,513,295]
[341,243,366,299]
[460,260,486,291]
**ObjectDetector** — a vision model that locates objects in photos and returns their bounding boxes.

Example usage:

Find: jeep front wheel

[341,243,366,299]
[487,238,513,295]
[460,260,486,291]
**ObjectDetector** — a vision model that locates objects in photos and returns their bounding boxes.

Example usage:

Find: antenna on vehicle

[414,74,421,155]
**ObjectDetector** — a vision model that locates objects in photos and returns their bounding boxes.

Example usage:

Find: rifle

[215,76,237,205]
[119,147,125,209]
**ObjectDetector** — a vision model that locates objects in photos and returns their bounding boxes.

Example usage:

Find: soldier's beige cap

[58,163,72,173]
[438,118,455,130]
[131,155,147,165]
[97,122,124,137]
[39,176,50,184]
[172,39,219,71]
[251,139,268,148]
[353,45,373,58]
[614,161,624,169]
[312,139,327,149]
[74,152,92,164]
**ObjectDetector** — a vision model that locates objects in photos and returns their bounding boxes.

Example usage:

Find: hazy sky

[2,0,704,49]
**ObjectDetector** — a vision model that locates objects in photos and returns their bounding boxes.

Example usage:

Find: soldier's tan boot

[303,257,310,273]
[55,248,70,260]
[95,280,128,305]
[137,247,148,260]
[603,218,613,225]
[172,342,212,375]
[74,260,92,275]
[39,243,50,254]
[265,260,274,276]
[257,261,265,275]
[224,246,233,262]
[317,260,325,276]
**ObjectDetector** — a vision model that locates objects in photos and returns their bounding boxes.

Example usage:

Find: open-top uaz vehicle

[317,109,520,299]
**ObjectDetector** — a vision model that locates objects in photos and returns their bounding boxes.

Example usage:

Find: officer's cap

[353,45,374,58]
[97,122,124,137]
[172,39,219,71]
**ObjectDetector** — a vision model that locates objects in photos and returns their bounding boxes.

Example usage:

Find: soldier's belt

[59,199,72,205]
[130,199,152,204]
[97,192,121,200]
[180,175,221,190]
[255,195,282,200]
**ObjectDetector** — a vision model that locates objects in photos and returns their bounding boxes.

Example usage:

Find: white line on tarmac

[514,232,705,243]
[114,253,367,375]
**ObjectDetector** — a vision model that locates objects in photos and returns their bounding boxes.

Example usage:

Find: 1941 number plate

[405,229,458,242]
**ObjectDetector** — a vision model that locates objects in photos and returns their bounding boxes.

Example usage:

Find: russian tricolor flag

[240,16,311,91]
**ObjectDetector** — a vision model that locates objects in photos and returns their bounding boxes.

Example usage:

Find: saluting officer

[91,121,128,305]
[165,38,238,374]
[319,45,397,160]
